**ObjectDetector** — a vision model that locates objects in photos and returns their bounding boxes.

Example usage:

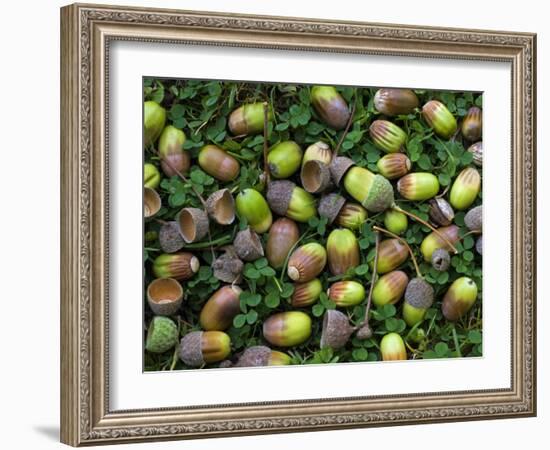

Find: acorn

[329,156,355,186]
[145,316,178,354]
[291,278,323,307]
[144,101,166,146]
[263,311,312,347]
[235,188,273,233]
[228,102,272,136]
[158,221,185,254]
[205,189,235,225]
[380,332,407,361]
[464,205,482,231]
[318,193,346,225]
[373,88,419,116]
[266,218,300,269]
[371,238,409,274]
[320,310,355,350]
[420,225,460,262]
[176,207,209,243]
[429,198,455,226]
[146,277,184,316]
[384,209,408,235]
[144,187,161,219]
[403,277,434,326]
[461,106,482,142]
[467,141,483,167]
[369,120,407,154]
[179,331,231,367]
[476,236,483,255]
[422,100,457,139]
[198,145,240,182]
[326,229,360,275]
[301,159,333,193]
[302,141,333,167]
[343,167,395,213]
[268,141,303,179]
[229,347,292,367]
[234,227,264,262]
[397,173,440,201]
[328,281,366,307]
[144,163,160,189]
[267,180,317,223]
[158,125,190,176]
[372,270,409,307]
[431,248,451,271]
[269,350,292,366]
[450,167,481,210]
[442,277,478,321]
[335,203,368,230]
[287,243,327,282]
[153,252,200,280]
[212,247,243,284]
[199,285,242,331]
[376,153,411,180]
[310,85,351,130]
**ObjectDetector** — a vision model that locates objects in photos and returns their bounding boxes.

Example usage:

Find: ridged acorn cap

[159,221,185,253]
[464,205,482,231]
[234,227,264,262]
[320,310,354,350]
[405,278,434,309]
[431,248,451,271]
[318,193,346,224]
[177,207,209,243]
[179,331,205,367]
[329,156,355,185]
[301,160,333,193]
[266,180,294,216]
[205,189,235,225]
[212,247,244,284]
[234,346,272,367]
[145,316,179,354]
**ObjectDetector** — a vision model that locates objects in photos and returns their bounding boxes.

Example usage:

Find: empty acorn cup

[176,207,209,243]
[146,277,184,316]
[206,189,235,225]
[158,221,185,253]
[320,310,355,350]
[301,159,333,194]
[144,187,162,219]
[234,227,264,262]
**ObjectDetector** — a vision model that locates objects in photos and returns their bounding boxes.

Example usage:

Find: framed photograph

[60,3,536,446]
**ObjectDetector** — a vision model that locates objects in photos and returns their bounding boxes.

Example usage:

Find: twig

[333,95,357,157]
[262,102,271,184]
[364,231,380,318]
[373,225,422,278]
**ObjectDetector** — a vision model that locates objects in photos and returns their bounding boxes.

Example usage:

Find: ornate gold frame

[60,3,536,446]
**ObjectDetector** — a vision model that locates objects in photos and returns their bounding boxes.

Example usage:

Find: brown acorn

[158,221,185,253]
[144,187,162,219]
[287,243,327,282]
[420,225,460,262]
[376,153,411,180]
[320,310,355,350]
[228,102,272,136]
[158,125,190,177]
[373,88,419,116]
[179,331,231,367]
[176,207,209,243]
[467,141,483,167]
[291,278,323,307]
[205,189,235,225]
[265,218,300,269]
[372,270,409,307]
[422,100,457,139]
[461,106,482,141]
[335,203,368,230]
[371,238,409,274]
[301,159,332,194]
[212,246,243,284]
[199,285,242,331]
[311,86,351,130]
[198,145,240,182]
[429,198,455,226]
[146,277,184,316]
[326,229,360,276]
[153,252,200,280]
[233,227,264,262]
[369,120,407,154]
[318,193,346,225]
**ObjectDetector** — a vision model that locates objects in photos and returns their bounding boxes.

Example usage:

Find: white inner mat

[109,41,511,411]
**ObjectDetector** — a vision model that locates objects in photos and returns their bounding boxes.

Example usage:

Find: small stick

[262,102,271,184]
[333,96,357,157]
[356,231,380,339]
[373,225,422,279]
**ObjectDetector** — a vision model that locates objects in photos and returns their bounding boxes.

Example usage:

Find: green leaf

[246,310,258,325]
[417,154,432,170]
[435,342,449,357]
[463,251,474,262]
[381,304,397,319]
[260,267,276,277]
[254,258,269,269]
[265,292,280,308]
[352,348,369,361]
[233,314,247,329]
[385,317,400,332]
[244,266,261,279]
[281,283,294,299]
[468,330,482,344]
[312,303,325,317]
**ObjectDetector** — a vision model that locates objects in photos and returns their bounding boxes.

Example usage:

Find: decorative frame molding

[60,3,536,446]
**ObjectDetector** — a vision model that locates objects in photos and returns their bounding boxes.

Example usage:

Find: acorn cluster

[143,80,483,369]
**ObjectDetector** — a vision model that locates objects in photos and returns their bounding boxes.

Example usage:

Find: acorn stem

[372,225,422,278]
[333,94,357,157]
[263,102,270,184]
[462,229,482,237]
[181,234,233,249]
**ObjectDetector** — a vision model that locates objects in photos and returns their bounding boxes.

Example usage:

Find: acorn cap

[431,248,451,272]
[177,207,209,243]
[159,221,185,253]
[147,277,184,316]
[234,227,264,262]
[212,247,244,284]
[320,310,354,350]
[144,187,162,219]
[355,323,373,340]
[329,156,355,185]
[476,235,483,255]
[363,175,395,212]
[318,193,346,224]
[405,278,434,309]
[266,180,294,216]
[234,346,272,367]
[206,189,235,225]
[301,160,333,194]
[464,205,482,232]
[179,331,205,367]
[145,316,179,354]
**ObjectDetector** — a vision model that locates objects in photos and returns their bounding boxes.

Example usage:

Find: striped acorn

[328,281,366,307]
[372,270,409,307]
[369,120,407,153]
[335,203,368,230]
[326,229,360,276]
[287,243,327,282]
[384,209,408,235]
[144,163,160,189]
[450,167,481,210]
[380,332,407,361]
[158,125,190,176]
[420,225,460,262]
[397,173,440,201]
[266,218,300,269]
[144,187,162,219]
[343,167,395,213]
[144,101,166,146]
[376,153,411,180]
[422,100,457,139]
[403,278,434,326]
[467,141,483,167]
[198,145,240,182]
[442,277,479,321]
[176,207,209,243]
[199,285,242,331]
[228,102,272,136]
[370,238,409,274]
[291,278,323,307]
[152,252,200,280]
[179,331,231,367]
[145,316,179,354]
[302,141,333,167]
[373,88,419,116]
[263,311,312,347]
[267,180,317,223]
[461,106,482,141]
[146,277,184,316]
[235,188,273,233]
[268,141,303,179]
[311,85,351,130]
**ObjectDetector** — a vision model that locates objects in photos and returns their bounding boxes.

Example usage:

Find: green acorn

[287,242,327,282]
[266,180,317,223]
[263,311,312,347]
[198,145,240,182]
[335,203,368,230]
[326,229,360,275]
[265,218,300,269]
[199,285,242,331]
[144,163,160,189]
[372,270,409,307]
[374,88,419,116]
[269,350,292,365]
[422,100,457,139]
[442,277,478,321]
[370,238,409,274]
[158,125,190,177]
[380,332,407,361]
[461,106,482,142]
[403,278,434,326]
[144,101,166,146]
[145,316,179,354]
[420,225,460,262]
[146,277,184,316]
[311,85,351,130]
[291,278,323,307]
[376,153,411,180]
[179,331,231,367]
[397,173,440,201]
[153,252,200,280]
[302,141,333,167]
[384,209,408,235]
[328,280,366,307]
[268,141,303,178]
[228,102,272,136]
[369,120,407,153]
[450,167,481,210]
[343,167,395,213]
[235,188,273,233]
